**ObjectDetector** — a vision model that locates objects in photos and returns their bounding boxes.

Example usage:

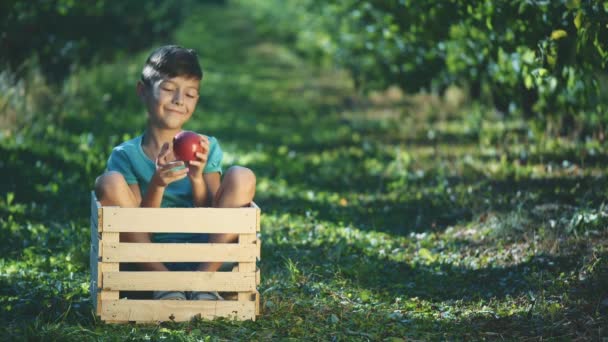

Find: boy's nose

[172,90,184,105]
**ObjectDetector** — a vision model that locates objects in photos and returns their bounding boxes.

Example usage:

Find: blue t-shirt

[106,133,223,242]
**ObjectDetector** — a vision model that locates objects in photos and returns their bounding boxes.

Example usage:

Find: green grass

[1,2,607,341]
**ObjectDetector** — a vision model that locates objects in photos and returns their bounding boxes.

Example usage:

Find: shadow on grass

[262,237,599,303]
[257,193,472,236]
[327,308,604,340]
[0,144,98,224]
[254,172,607,239]
[485,176,608,209]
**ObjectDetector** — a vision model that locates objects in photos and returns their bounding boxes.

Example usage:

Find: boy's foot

[219,292,238,300]
[153,291,187,300]
[189,291,224,300]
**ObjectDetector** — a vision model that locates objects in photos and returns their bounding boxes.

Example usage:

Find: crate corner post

[90,191,101,316]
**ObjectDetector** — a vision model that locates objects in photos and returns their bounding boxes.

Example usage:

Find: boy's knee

[94,171,129,200]
[225,166,256,190]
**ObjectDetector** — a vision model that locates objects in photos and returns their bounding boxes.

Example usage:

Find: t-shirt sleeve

[106,148,138,184]
[204,137,223,174]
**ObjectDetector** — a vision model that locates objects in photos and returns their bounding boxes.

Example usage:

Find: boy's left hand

[186,135,210,181]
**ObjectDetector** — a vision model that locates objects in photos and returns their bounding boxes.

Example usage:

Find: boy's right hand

[151,142,188,187]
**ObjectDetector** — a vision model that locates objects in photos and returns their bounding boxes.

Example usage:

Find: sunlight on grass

[1,1,607,340]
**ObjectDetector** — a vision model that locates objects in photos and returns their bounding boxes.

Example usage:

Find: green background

[1,0,607,340]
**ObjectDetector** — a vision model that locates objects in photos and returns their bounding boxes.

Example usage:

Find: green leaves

[2,1,608,340]
[240,0,607,137]
[417,248,438,264]
[574,11,583,30]
[550,29,568,40]
[565,0,581,10]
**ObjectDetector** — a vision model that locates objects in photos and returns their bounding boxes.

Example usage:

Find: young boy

[94,45,256,300]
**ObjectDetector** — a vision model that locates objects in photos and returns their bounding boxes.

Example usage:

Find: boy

[94,45,256,300]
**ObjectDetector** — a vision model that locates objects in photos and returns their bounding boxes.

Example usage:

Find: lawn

[1,3,606,341]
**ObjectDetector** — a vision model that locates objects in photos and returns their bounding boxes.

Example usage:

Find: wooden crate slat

[90,192,100,314]
[256,239,261,259]
[238,234,257,302]
[101,299,256,322]
[101,207,256,233]
[103,271,256,291]
[254,290,260,316]
[97,262,103,288]
[100,232,120,309]
[254,202,260,232]
[101,242,257,262]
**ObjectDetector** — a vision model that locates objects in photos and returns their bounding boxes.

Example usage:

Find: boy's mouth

[166,108,186,115]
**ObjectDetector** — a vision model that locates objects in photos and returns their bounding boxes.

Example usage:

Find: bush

[239,0,608,137]
[0,0,191,83]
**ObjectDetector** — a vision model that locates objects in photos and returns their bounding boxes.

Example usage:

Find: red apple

[173,131,203,161]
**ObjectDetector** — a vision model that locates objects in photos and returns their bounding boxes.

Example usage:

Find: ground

[0,3,606,341]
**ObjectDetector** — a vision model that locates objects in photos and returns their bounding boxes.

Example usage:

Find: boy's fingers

[172,170,189,181]
[189,160,202,167]
[195,152,208,161]
[155,143,172,166]
[159,142,170,154]
[158,142,171,159]
[162,167,188,179]
[169,166,188,175]
[159,161,184,170]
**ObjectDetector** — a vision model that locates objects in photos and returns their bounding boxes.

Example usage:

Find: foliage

[239,0,608,137]
[0,0,192,82]
[1,1,608,341]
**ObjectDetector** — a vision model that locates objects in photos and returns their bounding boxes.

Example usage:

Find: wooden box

[90,192,261,323]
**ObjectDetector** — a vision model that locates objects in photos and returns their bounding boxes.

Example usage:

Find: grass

[1,2,607,341]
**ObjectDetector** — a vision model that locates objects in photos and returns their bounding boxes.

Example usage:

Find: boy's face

[139,75,201,130]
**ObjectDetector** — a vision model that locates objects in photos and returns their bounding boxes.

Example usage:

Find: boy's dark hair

[141,45,203,85]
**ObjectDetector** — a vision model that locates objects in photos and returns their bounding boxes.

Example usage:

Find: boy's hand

[186,135,210,181]
[151,142,188,187]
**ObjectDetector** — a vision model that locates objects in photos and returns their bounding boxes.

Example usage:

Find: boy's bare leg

[95,171,169,271]
[198,166,256,272]
[95,171,139,208]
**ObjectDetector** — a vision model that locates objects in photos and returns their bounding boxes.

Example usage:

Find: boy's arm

[123,143,187,272]
[204,172,221,206]
[128,184,143,205]
[188,136,218,207]
[140,182,166,208]
[191,176,208,207]
[190,172,221,207]
[142,142,188,208]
